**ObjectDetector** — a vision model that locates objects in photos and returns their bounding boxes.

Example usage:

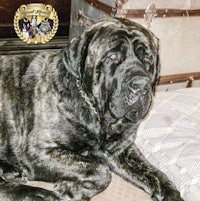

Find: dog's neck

[75,79,99,116]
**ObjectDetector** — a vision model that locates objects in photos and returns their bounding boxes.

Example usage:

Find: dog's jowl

[0,18,183,201]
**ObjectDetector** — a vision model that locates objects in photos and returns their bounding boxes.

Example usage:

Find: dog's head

[63,18,160,125]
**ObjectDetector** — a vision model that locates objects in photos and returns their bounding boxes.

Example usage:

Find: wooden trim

[83,0,200,19]
[83,0,117,16]
[124,9,200,18]
[0,37,68,55]
[158,72,200,87]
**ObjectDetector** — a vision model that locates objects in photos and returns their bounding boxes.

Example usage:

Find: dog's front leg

[29,148,111,201]
[105,144,184,201]
[0,182,60,201]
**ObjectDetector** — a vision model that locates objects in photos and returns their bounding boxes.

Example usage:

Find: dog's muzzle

[120,74,153,122]
[125,75,152,106]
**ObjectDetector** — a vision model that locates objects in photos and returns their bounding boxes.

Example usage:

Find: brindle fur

[0,18,183,201]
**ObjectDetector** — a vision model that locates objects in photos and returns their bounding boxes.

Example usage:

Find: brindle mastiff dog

[0,18,183,201]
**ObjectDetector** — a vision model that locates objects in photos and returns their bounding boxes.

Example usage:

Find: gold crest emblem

[14,3,59,44]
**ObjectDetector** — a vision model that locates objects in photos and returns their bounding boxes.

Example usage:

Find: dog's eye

[144,55,153,64]
[144,55,154,73]
[144,56,150,62]
[134,44,146,61]
[105,53,120,64]
[134,42,153,65]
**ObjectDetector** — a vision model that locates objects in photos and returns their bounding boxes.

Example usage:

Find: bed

[92,86,200,201]
[136,87,200,201]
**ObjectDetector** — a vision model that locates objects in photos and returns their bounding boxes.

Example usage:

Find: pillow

[136,87,200,201]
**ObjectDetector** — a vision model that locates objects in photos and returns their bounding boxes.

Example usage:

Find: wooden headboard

[158,72,200,88]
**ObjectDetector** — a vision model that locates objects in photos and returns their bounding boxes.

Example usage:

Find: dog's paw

[162,185,184,201]
[160,194,184,201]
[152,185,184,201]
[54,181,94,201]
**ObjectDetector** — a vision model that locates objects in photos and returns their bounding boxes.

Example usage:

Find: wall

[123,0,200,75]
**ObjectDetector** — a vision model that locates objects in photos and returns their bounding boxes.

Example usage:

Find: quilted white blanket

[136,87,200,201]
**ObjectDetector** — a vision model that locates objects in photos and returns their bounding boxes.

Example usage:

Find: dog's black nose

[128,77,151,95]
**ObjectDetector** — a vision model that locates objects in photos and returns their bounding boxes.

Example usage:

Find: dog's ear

[62,37,82,79]
[152,39,161,93]
[62,27,98,79]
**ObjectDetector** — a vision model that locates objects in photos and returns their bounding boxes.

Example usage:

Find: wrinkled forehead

[88,21,158,55]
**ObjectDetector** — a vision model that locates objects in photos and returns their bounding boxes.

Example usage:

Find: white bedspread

[136,87,200,201]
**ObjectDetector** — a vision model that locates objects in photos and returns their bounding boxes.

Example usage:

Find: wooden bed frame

[158,72,200,87]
